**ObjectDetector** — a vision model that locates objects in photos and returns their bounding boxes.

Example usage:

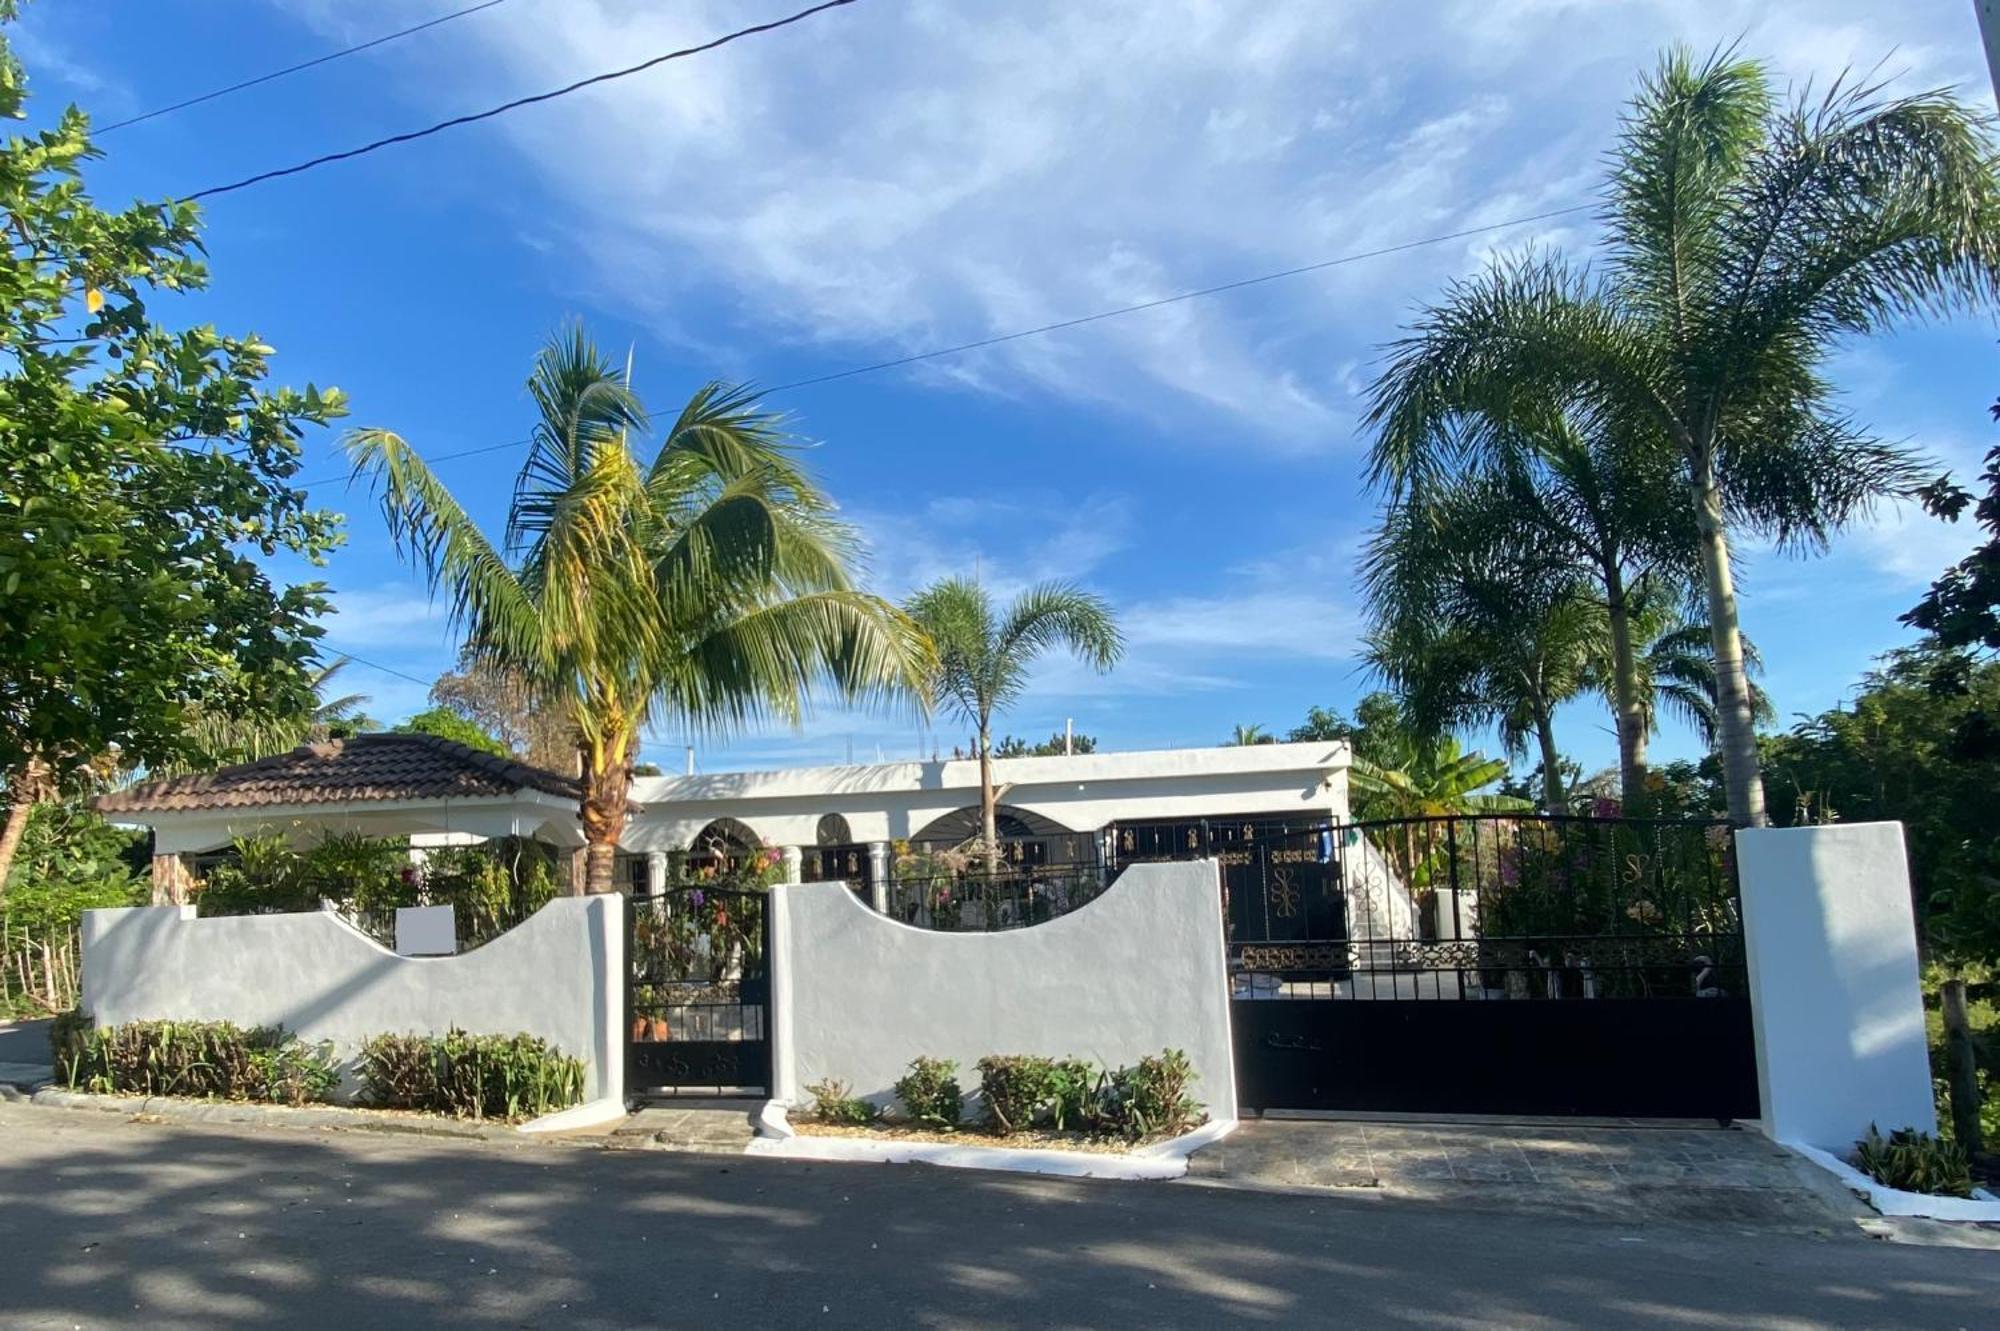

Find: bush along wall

[54,1015,338,1106]
[853,1048,1206,1144]
[358,1028,586,1121]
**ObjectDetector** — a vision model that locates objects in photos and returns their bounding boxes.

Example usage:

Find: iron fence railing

[880,866,1112,933]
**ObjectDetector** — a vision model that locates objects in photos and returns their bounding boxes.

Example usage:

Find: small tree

[905,579,1121,869]
[0,13,344,890]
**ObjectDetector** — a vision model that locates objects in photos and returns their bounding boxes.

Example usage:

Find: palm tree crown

[904,577,1121,864]
[349,325,930,892]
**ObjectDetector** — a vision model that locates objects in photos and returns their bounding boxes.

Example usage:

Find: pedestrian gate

[627,886,770,1097]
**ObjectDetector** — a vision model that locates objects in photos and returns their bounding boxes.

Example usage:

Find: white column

[1737,822,1935,1151]
[645,851,667,895]
[781,845,804,886]
[867,841,889,913]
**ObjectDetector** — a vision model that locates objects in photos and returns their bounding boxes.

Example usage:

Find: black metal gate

[628,886,770,1097]
[1228,816,1760,1120]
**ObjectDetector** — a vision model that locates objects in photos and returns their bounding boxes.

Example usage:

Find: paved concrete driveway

[1189,1115,1867,1230]
[4,1100,1996,1329]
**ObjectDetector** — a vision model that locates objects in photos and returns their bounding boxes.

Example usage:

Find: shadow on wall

[1,1114,1996,1327]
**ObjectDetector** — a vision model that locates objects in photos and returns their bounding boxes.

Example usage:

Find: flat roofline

[629,739,1350,805]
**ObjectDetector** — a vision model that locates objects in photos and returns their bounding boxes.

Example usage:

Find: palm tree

[1228,723,1275,746]
[349,326,930,893]
[1367,402,1697,805]
[1351,733,1531,888]
[1367,479,1603,811]
[1624,613,1775,751]
[904,578,1121,869]
[165,658,377,774]
[1369,49,2000,825]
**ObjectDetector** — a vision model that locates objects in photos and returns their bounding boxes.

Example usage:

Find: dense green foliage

[992,731,1097,758]
[1,800,144,1015]
[392,706,510,758]
[1907,431,2000,653]
[357,1028,585,1121]
[892,1055,963,1129]
[1853,1124,1973,1199]
[0,16,346,835]
[57,1017,338,1106]
[976,1054,1101,1133]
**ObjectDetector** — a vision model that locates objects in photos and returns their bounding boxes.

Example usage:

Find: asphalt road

[0,1102,1994,1330]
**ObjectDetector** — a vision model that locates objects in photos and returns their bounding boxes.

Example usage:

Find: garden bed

[793,1118,1182,1155]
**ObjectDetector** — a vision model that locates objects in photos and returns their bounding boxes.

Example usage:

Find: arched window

[816,813,853,847]
[687,817,760,871]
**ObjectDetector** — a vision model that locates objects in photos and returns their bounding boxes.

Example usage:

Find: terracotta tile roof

[96,733,580,814]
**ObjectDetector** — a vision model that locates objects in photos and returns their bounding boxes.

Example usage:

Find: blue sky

[13,0,1997,775]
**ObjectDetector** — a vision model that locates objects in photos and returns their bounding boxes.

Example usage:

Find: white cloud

[279,0,1982,450]
[317,584,456,651]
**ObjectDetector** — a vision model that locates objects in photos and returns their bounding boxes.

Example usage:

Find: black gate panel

[1233,996,1759,1118]
[628,887,770,1097]
[1226,816,1760,1121]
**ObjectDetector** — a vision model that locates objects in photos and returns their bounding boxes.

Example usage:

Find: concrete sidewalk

[1188,1114,1869,1231]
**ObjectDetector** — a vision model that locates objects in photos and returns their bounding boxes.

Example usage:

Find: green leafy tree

[1369,48,2000,825]
[1905,423,2000,655]
[0,15,345,889]
[905,578,1121,868]
[350,326,928,894]
[160,659,376,777]
[392,706,509,758]
[1227,723,1275,746]
[426,644,578,772]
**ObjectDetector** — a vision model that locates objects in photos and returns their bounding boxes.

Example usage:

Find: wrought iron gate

[1228,816,1760,1120]
[628,886,770,1097]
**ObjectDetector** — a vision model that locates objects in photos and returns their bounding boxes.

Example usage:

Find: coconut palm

[162,658,376,775]
[904,578,1121,868]
[1369,49,2000,825]
[349,326,930,893]
[1228,723,1275,746]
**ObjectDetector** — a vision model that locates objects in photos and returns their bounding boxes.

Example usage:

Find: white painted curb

[744,1117,1236,1181]
[754,1100,796,1140]
[1783,1141,2000,1223]
[518,1097,627,1135]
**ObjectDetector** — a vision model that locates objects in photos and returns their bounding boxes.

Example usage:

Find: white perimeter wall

[771,860,1236,1124]
[81,897,624,1103]
[1737,822,1935,1151]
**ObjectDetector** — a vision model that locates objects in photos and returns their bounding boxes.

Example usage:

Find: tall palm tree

[904,578,1121,868]
[349,326,930,893]
[1623,614,1775,750]
[164,658,377,775]
[1369,49,2000,825]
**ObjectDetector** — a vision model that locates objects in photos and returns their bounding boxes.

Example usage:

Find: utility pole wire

[184,0,860,201]
[99,1,513,134]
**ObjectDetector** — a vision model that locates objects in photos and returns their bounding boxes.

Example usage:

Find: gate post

[1737,822,1934,1151]
[767,883,797,1106]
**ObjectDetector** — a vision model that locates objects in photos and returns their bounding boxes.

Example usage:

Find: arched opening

[685,817,761,873]
[908,805,1091,869]
[815,813,853,847]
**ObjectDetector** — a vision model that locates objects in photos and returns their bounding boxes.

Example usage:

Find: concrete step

[606,1098,761,1154]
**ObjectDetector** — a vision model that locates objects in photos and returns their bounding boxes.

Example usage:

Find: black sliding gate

[1228,816,1760,1120]
[628,886,769,1097]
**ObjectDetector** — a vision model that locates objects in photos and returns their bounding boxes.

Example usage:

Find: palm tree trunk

[1603,569,1649,807]
[577,739,633,896]
[977,716,999,875]
[1534,708,1564,813]
[1691,463,1768,828]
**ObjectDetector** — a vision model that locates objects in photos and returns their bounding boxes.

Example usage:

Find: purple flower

[689,889,706,907]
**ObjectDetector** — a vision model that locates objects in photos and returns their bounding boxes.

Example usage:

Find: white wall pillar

[645,851,667,895]
[1737,822,1936,1152]
[866,841,889,913]
[781,845,804,886]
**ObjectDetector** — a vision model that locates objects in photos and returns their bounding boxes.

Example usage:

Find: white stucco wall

[1737,822,1935,1151]
[80,896,624,1102]
[772,860,1236,1124]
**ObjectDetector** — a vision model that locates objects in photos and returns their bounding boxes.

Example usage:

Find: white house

[99,732,1354,900]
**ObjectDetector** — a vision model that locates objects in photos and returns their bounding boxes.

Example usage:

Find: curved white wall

[771,860,1236,1123]
[80,897,623,1102]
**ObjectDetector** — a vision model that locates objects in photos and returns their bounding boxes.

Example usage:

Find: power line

[99,1,513,135]
[326,651,434,688]
[763,204,1594,393]
[291,203,1592,489]
[294,438,527,490]
[184,0,861,202]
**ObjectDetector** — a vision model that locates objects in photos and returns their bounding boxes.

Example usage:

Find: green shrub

[975,1055,1102,1133]
[358,1028,585,1121]
[48,1007,91,1073]
[805,1078,878,1126]
[1853,1124,1973,1199]
[893,1055,962,1129]
[1097,1049,1204,1143]
[58,1018,336,1105]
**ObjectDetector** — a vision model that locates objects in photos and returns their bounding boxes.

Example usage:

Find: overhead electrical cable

[99,1,514,134]
[183,0,861,201]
